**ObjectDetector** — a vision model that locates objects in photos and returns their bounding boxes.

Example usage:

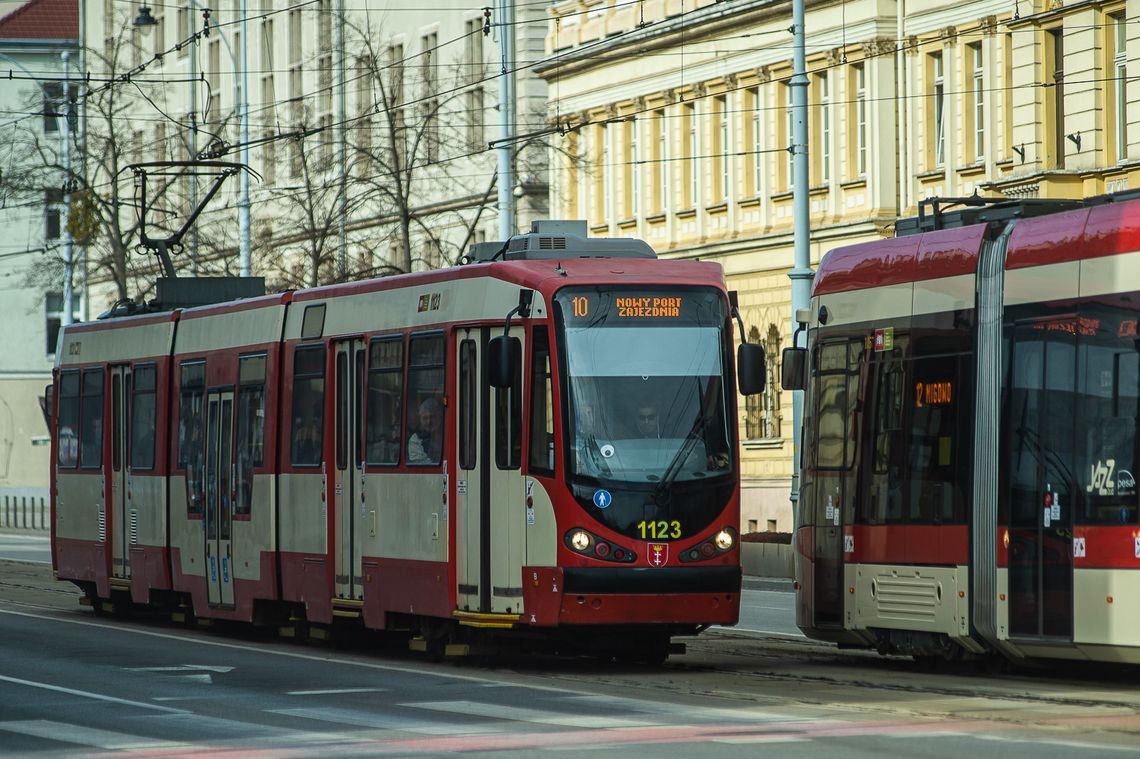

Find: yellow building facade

[537,0,1139,532]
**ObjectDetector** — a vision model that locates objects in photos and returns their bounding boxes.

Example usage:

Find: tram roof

[814,192,1140,296]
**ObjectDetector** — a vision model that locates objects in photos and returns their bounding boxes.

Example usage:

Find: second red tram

[50,221,762,661]
[788,192,1140,663]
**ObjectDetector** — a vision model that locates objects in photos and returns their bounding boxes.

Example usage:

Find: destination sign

[915,380,953,409]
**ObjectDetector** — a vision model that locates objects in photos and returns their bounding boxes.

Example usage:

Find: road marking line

[0,719,184,750]
[404,700,656,728]
[0,674,187,714]
[287,688,387,695]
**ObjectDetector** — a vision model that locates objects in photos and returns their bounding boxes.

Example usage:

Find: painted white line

[0,719,185,750]
[0,674,187,714]
[287,688,387,696]
[715,626,807,639]
[405,699,656,728]
[125,665,234,673]
[713,737,810,744]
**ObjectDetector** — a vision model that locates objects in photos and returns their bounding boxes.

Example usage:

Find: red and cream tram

[787,191,1140,663]
[50,221,762,661]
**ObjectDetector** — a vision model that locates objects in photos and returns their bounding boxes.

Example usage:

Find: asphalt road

[0,531,50,564]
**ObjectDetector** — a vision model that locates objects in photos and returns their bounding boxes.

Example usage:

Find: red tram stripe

[847,525,968,566]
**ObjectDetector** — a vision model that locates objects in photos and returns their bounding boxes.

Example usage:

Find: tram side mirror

[737,343,766,396]
[489,335,521,389]
[781,347,807,391]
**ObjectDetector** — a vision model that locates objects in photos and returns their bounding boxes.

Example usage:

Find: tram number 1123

[638,520,682,539]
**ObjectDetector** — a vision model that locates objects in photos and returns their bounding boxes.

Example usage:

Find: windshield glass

[555,286,734,540]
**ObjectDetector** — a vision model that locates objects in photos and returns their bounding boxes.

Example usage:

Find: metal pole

[189,5,199,273]
[336,0,347,278]
[788,0,813,508]
[61,50,74,328]
[239,0,251,276]
[496,0,516,240]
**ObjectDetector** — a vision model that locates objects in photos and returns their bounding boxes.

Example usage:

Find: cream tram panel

[230,476,275,580]
[277,473,327,556]
[1003,262,1080,306]
[911,275,974,317]
[290,275,549,340]
[56,318,174,368]
[816,282,913,327]
[359,472,448,562]
[175,306,286,353]
[848,563,970,639]
[1072,568,1140,648]
[525,478,558,568]
[1078,249,1140,298]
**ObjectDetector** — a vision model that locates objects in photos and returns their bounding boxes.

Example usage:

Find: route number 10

[571,296,589,318]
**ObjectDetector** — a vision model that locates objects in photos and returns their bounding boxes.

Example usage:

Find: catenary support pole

[788,0,814,509]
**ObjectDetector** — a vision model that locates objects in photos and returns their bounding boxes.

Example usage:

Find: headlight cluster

[563,528,636,563]
[679,526,737,563]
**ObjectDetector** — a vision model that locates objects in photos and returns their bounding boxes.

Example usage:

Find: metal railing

[0,489,50,531]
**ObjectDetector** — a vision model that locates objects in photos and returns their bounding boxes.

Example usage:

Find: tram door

[1006,319,1075,639]
[109,365,131,581]
[333,338,366,601]
[811,340,861,628]
[204,389,236,607]
[455,328,526,614]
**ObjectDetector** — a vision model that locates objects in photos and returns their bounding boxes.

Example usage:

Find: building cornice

[536,0,790,80]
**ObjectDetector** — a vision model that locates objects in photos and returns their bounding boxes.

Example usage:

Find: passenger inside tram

[407,397,443,464]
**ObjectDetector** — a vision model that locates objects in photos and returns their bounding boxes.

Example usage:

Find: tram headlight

[714,529,735,551]
[570,530,592,551]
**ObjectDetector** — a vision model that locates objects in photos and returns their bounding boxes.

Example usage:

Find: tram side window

[57,370,80,468]
[178,362,206,516]
[907,355,969,524]
[291,346,326,467]
[79,368,104,469]
[862,356,905,524]
[406,334,445,466]
[236,355,266,516]
[496,336,522,470]
[814,342,857,471]
[458,340,476,470]
[130,364,157,470]
[1077,306,1139,525]
[366,337,403,465]
[528,328,554,475]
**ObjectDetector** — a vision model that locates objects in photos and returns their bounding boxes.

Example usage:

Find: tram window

[57,370,79,468]
[814,342,856,471]
[235,355,266,516]
[907,355,969,524]
[458,339,476,470]
[366,337,403,465]
[291,345,326,467]
[1076,305,1139,525]
[528,328,554,475]
[336,351,348,470]
[496,336,522,470]
[178,361,206,515]
[79,368,104,469]
[112,374,122,472]
[406,334,445,466]
[130,364,157,470]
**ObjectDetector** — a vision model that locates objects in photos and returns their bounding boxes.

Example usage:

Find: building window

[655,109,668,213]
[970,43,984,163]
[45,292,79,355]
[600,123,611,222]
[685,102,698,208]
[852,64,867,177]
[1110,12,1128,164]
[1046,28,1065,168]
[715,95,729,202]
[744,325,782,440]
[1003,32,1014,160]
[816,73,830,183]
[930,52,945,168]
[42,82,63,133]
[627,116,639,217]
[784,82,794,189]
[750,86,762,196]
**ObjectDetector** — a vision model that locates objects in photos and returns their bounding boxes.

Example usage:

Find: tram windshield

[554,286,734,540]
